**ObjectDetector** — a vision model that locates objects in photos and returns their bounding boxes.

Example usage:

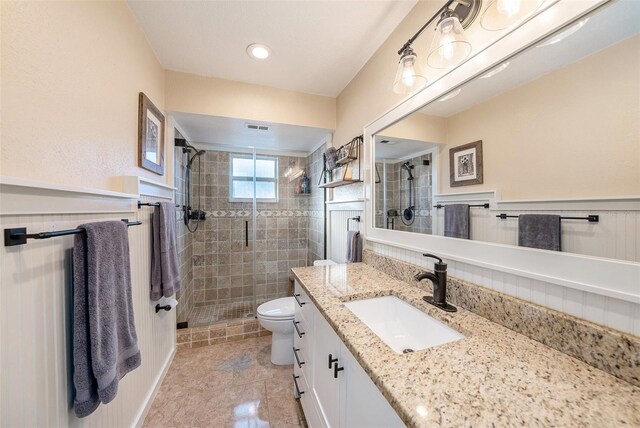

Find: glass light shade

[480,0,544,31]
[393,50,427,95]
[427,15,472,69]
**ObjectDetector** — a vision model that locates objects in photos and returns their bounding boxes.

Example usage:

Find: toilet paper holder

[155,298,178,313]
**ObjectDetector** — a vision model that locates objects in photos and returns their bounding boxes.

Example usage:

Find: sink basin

[344,296,464,354]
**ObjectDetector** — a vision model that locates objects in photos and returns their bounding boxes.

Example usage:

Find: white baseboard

[133,347,176,428]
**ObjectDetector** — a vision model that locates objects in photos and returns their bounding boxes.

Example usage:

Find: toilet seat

[257,297,295,320]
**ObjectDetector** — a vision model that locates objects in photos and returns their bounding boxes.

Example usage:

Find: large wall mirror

[373,0,639,265]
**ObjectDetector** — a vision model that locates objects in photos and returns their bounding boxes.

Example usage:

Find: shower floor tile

[190,298,271,326]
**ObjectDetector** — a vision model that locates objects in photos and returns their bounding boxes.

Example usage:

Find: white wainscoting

[0,178,175,427]
[327,203,363,263]
[433,195,640,263]
[367,241,640,336]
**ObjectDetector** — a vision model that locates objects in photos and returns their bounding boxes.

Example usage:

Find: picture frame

[449,140,483,187]
[138,92,165,175]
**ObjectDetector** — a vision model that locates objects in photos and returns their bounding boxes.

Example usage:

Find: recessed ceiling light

[247,43,270,60]
[439,88,462,102]
[481,61,510,79]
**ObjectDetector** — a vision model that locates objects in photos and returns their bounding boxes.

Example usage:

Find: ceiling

[173,112,331,155]
[419,0,640,117]
[126,0,417,97]
[374,135,437,160]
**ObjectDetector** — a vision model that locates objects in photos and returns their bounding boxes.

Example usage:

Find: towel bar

[434,203,489,209]
[4,219,142,247]
[496,214,599,223]
[137,201,183,209]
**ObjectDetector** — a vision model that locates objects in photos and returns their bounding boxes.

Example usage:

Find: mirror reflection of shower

[401,161,415,226]
[175,138,205,233]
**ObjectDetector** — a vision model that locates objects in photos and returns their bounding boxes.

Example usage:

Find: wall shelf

[319,179,362,189]
[319,135,363,189]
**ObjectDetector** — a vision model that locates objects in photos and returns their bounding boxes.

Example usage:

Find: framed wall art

[138,92,165,175]
[450,140,483,187]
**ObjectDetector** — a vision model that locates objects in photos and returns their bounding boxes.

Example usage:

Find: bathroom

[1,0,638,427]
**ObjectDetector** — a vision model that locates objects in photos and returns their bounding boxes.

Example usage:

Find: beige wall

[334,1,441,146]
[165,70,336,130]
[441,35,640,199]
[1,1,166,191]
[382,113,446,145]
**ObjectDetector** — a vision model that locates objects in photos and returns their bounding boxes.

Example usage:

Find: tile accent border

[363,249,640,387]
[176,318,271,351]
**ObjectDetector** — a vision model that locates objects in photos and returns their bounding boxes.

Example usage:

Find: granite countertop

[291,263,640,428]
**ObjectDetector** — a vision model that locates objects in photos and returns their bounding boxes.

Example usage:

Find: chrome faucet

[414,253,457,312]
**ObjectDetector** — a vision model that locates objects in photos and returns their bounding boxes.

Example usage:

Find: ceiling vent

[246,123,270,131]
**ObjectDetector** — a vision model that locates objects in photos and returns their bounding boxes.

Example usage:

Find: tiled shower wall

[190,151,311,310]
[374,153,432,234]
[174,141,195,324]
[307,143,326,264]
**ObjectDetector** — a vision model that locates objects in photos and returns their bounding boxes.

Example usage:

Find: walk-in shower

[172,143,326,328]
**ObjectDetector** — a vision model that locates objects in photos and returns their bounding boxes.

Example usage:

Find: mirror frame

[363,0,639,304]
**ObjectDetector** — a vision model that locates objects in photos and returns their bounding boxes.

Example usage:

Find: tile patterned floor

[189,299,273,327]
[143,336,307,427]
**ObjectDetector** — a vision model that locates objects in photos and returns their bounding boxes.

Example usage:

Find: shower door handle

[245,221,248,247]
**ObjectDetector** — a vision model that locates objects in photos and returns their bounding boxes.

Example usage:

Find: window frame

[229,154,279,203]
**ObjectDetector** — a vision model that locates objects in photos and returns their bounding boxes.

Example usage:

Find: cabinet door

[340,346,405,428]
[311,311,342,428]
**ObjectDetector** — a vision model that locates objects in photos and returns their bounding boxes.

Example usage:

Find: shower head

[401,161,414,180]
[187,150,206,169]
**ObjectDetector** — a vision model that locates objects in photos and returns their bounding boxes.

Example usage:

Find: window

[230,155,278,202]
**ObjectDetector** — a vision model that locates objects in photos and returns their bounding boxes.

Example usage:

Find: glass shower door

[187,146,257,326]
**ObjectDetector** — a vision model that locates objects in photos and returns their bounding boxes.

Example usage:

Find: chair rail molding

[0,176,137,216]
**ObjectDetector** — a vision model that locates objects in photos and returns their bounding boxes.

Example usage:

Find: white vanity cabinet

[293,282,405,428]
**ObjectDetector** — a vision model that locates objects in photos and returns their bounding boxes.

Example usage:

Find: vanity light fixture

[480,0,544,31]
[480,61,510,78]
[537,18,589,47]
[246,43,270,60]
[393,0,481,93]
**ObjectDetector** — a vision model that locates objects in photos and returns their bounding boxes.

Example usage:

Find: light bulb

[440,34,456,60]
[393,47,427,95]
[481,0,544,31]
[402,65,416,87]
[497,0,521,18]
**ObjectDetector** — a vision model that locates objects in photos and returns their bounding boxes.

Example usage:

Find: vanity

[291,263,640,427]
[294,1,640,425]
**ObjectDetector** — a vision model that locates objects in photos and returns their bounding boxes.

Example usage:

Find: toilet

[257,297,296,365]
[257,260,337,365]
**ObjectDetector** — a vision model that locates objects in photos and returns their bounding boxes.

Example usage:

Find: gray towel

[444,204,470,239]
[345,230,362,263]
[518,214,561,251]
[73,221,141,418]
[325,147,338,170]
[151,202,181,300]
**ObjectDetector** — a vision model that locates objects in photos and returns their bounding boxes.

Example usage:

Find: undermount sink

[344,296,464,354]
